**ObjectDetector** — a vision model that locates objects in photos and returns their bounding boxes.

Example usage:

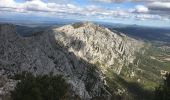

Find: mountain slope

[0,22,144,99]
[54,22,144,74]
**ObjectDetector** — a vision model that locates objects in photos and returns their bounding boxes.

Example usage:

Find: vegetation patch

[72,22,85,29]
[105,43,170,99]
[11,72,69,100]
[154,74,170,100]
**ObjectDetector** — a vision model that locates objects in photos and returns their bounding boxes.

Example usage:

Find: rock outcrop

[54,22,143,74]
[0,22,143,99]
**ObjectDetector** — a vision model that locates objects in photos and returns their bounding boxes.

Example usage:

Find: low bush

[11,73,69,100]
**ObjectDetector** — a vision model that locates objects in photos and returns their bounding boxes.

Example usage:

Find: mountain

[109,26,170,43]
[0,22,155,99]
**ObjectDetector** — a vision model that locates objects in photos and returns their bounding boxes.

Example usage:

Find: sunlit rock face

[0,22,143,99]
[54,22,143,75]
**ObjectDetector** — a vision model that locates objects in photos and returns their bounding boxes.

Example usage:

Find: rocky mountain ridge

[0,22,144,99]
[54,22,144,74]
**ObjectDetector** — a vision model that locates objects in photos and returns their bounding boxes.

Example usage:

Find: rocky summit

[0,22,144,99]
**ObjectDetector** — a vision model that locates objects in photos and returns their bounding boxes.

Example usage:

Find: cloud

[0,0,77,13]
[0,0,17,8]
[89,0,170,18]
[133,5,149,13]
[0,0,169,22]
[131,0,169,2]
[147,1,170,11]
[92,0,124,3]
[134,14,161,20]
[25,0,52,12]
[91,0,170,3]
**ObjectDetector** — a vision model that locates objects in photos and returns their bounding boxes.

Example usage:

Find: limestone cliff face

[0,22,143,99]
[54,22,143,75]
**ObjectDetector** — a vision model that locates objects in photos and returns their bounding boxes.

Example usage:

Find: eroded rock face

[0,70,18,100]
[54,22,144,75]
[0,22,143,99]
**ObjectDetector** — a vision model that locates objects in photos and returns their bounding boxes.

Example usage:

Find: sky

[0,0,170,27]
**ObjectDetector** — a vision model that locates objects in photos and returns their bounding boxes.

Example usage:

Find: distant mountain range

[111,26,170,43]
[1,18,170,43]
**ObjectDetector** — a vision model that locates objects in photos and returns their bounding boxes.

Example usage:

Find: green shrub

[11,73,69,100]
[72,22,84,29]
[154,74,170,100]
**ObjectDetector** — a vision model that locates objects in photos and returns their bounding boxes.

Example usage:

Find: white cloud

[0,0,18,8]
[92,0,123,3]
[0,0,169,22]
[135,14,160,20]
[133,5,149,13]
[92,0,170,3]
[24,0,52,12]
